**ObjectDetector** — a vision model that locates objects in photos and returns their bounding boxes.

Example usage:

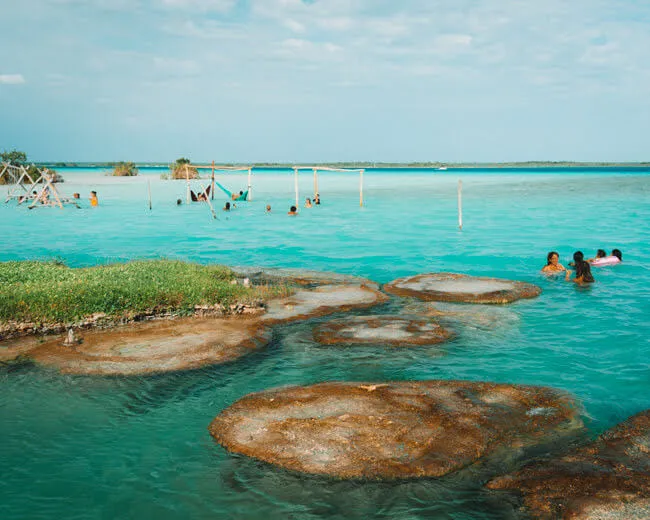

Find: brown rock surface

[487,410,650,519]
[29,317,271,375]
[209,380,582,480]
[313,315,452,346]
[384,273,541,304]
[261,284,388,324]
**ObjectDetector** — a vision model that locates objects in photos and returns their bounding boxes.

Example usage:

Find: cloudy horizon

[1,0,649,163]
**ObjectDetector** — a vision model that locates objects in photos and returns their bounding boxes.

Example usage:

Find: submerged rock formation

[29,317,271,375]
[210,380,582,480]
[261,285,388,324]
[487,410,650,519]
[384,273,541,304]
[313,315,452,346]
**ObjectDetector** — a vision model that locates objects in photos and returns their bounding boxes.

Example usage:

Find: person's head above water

[176,198,182,205]
[265,204,271,212]
[573,251,585,264]
[596,249,607,258]
[547,251,560,265]
[224,202,231,210]
[612,249,622,261]
[288,205,297,215]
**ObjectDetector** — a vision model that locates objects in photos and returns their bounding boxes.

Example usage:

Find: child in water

[566,251,595,284]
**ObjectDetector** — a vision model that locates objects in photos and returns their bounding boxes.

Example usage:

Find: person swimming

[288,205,298,216]
[542,251,566,273]
[587,249,607,263]
[611,249,622,261]
[223,202,231,211]
[314,193,321,205]
[176,198,182,205]
[265,204,271,213]
[566,251,595,284]
[305,198,313,208]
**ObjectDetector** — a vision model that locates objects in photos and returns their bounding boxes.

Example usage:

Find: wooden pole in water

[198,181,217,219]
[211,160,215,201]
[360,169,364,207]
[457,179,463,231]
[248,167,252,201]
[148,179,152,210]
[313,168,318,199]
[185,164,190,204]
[294,167,299,207]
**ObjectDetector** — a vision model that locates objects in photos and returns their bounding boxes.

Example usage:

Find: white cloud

[0,74,25,84]
[283,18,306,33]
[159,0,236,12]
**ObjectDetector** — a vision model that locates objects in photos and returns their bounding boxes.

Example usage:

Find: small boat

[438,167,447,171]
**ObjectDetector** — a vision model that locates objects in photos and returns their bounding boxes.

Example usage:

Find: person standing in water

[305,198,313,208]
[89,191,98,207]
[566,251,595,284]
[542,251,566,273]
[288,205,298,216]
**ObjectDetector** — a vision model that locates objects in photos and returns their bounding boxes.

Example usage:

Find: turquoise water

[1,168,649,519]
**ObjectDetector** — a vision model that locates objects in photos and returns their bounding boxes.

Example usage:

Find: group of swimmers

[288,193,321,216]
[542,249,622,284]
[18,190,98,206]
[176,190,323,216]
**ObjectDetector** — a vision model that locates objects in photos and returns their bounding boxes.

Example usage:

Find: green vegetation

[1,149,63,184]
[0,260,287,325]
[169,157,199,179]
[111,161,139,177]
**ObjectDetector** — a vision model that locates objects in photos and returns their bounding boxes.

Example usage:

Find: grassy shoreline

[0,260,289,340]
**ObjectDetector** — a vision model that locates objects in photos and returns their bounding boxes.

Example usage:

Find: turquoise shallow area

[1,168,650,519]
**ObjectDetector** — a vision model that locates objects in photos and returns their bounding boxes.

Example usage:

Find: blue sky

[1,0,649,162]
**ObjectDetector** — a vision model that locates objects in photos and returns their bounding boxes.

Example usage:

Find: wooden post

[198,181,217,219]
[458,179,463,231]
[294,167,299,207]
[147,179,152,210]
[211,160,215,201]
[359,169,364,207]
[247,167,252,201]
[185,164,190,204]
[313,168,319,199]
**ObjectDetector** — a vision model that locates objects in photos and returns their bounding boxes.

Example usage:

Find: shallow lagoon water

[1,168,650,519]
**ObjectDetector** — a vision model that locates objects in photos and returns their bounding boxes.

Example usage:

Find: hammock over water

[215,181,249,201]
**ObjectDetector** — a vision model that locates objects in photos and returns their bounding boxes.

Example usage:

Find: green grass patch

[0,260,286,324]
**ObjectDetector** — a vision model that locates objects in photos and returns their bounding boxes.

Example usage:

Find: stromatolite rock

[261,285,388,324]
[29,317,271,375]
[384,273,541,304]
[313,315,452,346]
[209,380,582,480]
[487,410,650,519]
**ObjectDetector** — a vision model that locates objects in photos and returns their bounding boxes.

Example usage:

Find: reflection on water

[1,169,649,518]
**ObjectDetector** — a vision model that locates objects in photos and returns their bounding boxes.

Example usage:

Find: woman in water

[288,205,298,216]
[542,251,566,273]
[305,198,313,208]
[566,251,595,284]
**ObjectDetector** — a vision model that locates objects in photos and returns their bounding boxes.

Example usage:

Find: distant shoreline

[34,161,650,169]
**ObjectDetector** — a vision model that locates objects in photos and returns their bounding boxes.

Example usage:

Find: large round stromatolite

[313,316,452,346]
[29,317,271,375]
[487,410,650,519]
[384,273,541,304]
[209,381,582,479]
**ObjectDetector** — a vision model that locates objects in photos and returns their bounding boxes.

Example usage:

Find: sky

[1,0,650,163]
